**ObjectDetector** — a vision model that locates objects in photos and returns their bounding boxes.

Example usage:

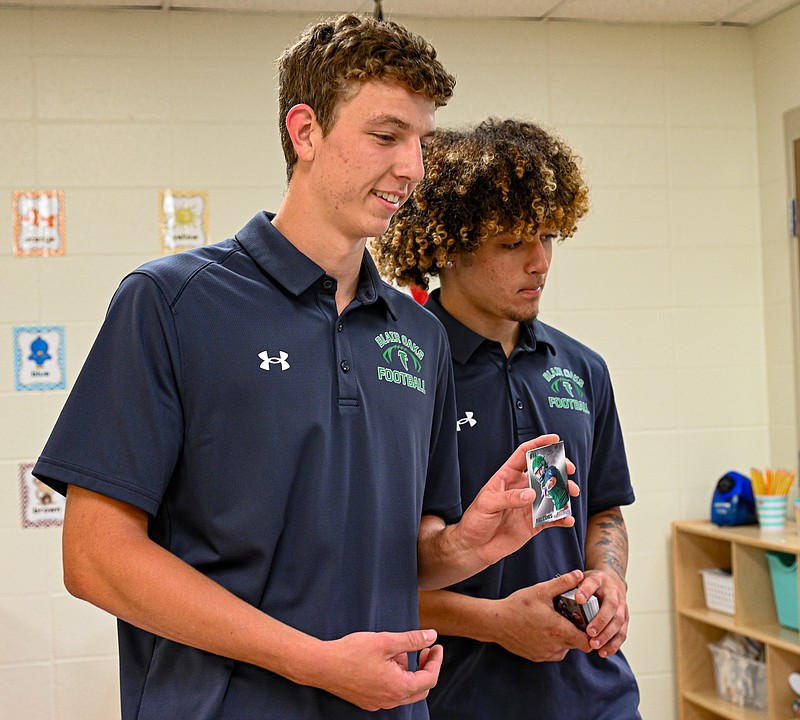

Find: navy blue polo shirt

[34,212,462,720]
[424,289,640,720]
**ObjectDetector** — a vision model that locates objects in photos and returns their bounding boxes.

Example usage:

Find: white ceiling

[2,0,799,27]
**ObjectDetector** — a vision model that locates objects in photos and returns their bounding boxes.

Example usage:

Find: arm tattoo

[588,509,628,586]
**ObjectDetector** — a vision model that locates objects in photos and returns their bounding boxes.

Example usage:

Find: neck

[438,288,521,358]
[273,187,364,313]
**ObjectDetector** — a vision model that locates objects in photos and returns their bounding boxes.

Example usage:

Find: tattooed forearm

[586,508,628,585]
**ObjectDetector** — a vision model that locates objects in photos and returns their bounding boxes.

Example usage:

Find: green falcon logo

[382,345,422,373]
[373,330,426,394]
[542,366,589,415]
[549,377,584,398]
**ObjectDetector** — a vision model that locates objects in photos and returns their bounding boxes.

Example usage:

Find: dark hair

[373,118,590,289]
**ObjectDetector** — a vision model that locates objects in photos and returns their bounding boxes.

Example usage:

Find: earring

[445,261,454,268]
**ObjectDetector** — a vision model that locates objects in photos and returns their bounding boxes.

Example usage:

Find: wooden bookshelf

[673,520,800,720]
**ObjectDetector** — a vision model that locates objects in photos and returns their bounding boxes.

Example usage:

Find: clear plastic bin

[708,641,767,710]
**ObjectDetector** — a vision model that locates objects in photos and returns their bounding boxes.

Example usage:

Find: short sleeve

[34,272,184,515]
[421,330,463,523]
[586,363,635,516]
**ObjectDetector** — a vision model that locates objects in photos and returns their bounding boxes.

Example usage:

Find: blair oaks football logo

[543,366,589,415]
[374,330,426,394]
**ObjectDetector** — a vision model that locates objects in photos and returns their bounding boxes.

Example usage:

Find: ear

[285,104,318,163]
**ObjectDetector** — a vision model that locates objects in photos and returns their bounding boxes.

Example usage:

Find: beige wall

[0,6,795,719]
[753,5,800,469]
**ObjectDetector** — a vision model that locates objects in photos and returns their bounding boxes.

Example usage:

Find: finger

[575,575,603,601]
[400,645,443,704]
[590,622,627,654]
[400,689,434,707]
[586,602,625,644]
[544,569,584,598]
[417,643,443,672]
[550,615,594,651]
[535,515,575,532]
[478,487,537,514]
[567,479,580,497]
[566,458,576,474]
[596,632,626,658]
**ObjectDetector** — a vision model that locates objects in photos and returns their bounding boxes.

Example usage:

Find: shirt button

[516,399,524,410]
[337,323,344,332]
[322,279,334,290]
[341,360,350,372]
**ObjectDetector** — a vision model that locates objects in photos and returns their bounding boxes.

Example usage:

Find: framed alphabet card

[160,189,208,254]
[13,325,66,392]
[12,190,66,256]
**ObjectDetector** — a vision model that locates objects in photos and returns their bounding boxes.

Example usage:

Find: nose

[525,237,551,274]
[397,138,425,184]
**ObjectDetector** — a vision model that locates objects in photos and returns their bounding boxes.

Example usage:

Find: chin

[362,219,393,240]
[507,308,539,324]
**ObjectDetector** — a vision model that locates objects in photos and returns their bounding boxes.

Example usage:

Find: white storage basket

[699,568,735,614]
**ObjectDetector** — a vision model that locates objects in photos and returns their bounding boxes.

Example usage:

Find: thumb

[545,570,584,598]
[386,629,438,655]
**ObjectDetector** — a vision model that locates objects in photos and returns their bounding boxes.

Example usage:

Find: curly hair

[373,118,590,289]
[277,14,455,181]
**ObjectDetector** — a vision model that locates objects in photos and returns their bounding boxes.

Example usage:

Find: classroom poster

[12,190,66,256]
[160,190,208,253]
[19,462,65,528]
[14,326,66,392]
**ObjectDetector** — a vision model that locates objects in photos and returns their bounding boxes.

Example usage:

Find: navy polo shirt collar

[425,288,555,362]
[235,211,396,319]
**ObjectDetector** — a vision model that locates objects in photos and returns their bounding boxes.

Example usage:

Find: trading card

[553,587,599,632]
[526,441,571,527]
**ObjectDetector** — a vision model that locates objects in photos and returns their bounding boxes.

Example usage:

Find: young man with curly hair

[374,118,641,719]
[33,18,576,720]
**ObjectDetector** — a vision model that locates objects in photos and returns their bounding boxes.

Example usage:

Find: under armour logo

[456,412,477,431]
[258,351,290,371]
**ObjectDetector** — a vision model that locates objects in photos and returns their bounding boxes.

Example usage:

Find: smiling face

[440,226,555,346]
[308,79,437,243]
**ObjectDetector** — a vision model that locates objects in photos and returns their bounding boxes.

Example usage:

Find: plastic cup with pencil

[751,468,796,532]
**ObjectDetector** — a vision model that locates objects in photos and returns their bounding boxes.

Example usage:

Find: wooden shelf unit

[673,520,800,720]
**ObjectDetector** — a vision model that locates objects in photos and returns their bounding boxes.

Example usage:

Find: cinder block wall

[2,6,798,719]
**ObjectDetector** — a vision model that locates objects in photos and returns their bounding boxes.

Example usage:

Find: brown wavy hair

[277,13,455,181]
[373,118,590,289]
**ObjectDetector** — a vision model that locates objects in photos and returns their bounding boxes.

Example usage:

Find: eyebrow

[366,114,436,139]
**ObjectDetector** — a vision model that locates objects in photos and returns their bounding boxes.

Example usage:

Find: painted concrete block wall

[0,6,783,719]
[753,4,800,471]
